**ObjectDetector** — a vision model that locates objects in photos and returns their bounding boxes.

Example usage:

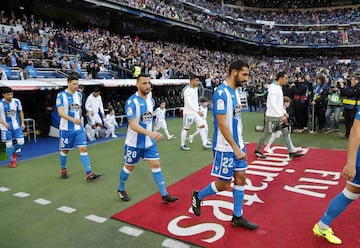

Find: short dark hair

[67,72,79,82]
[94,87,100,93]
[2,87,13,94]
[276,71,287,81]
[136,73,150,79]
[200,96,209,103]
[190,74,200,80]
[229,60,249,74]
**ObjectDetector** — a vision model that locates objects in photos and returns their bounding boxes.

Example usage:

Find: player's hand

[73,118,82,125]
[281,115,288,123]
[234,147,246,160]
[198,111,204,117]
[152,131,163,142]
[342,163,356,181]
[21,123,25,130]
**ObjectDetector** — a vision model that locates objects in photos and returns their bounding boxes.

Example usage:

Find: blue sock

[80,152,92,175]
[5,147,12,162]
[152,168,168,196]
[59,152,67,170]
[233,185,245,217]
[321,191,353,226]
[13,143,20,153]
[118,167,130,191]
[198,182,218,200]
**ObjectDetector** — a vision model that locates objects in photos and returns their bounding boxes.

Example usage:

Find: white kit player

[154,100,174,140]
[85,88,104,139]
[180,75,211,151]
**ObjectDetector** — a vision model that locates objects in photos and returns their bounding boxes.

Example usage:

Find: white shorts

[88,113,102,126]
[154,119,168,131]
[183,113,204,129]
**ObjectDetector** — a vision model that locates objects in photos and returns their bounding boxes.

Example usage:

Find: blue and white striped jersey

[0,98,23,130]
[56,89,82,131]
[125,92,155,148]
[212,82,244,152]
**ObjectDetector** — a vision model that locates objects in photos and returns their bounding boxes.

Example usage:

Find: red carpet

[112,144,360,247]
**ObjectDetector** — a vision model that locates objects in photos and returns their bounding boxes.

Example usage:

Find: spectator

[325,80,342,133]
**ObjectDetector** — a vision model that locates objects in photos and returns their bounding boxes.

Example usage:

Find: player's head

[190,74,200,87]
[200,96,209,107]
[276,71,288,85]
[67,72,80,93]
[108,107,115,115]
[93,87,101,97]
[283,96,291,108]
[2,87,14,102]
[136,73,151,97]
[159,100,166,108]
[228,60,250,87]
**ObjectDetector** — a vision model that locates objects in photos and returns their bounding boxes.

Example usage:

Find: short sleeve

[125,99,136,120]
[213,90,227,115]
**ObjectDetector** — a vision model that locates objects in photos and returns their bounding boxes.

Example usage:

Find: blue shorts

[211,148,248,180]
[124,144,160,165]
[59,129,87,150]
[1,128,24,142]
[349,151,360,187]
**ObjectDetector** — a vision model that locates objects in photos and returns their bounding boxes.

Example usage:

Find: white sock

[181,129,188,146]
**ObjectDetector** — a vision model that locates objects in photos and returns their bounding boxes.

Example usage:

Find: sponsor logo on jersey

[141,110,153,123]
[233,104,241,119]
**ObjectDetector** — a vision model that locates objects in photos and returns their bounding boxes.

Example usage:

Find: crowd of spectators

[1,5,360,137]
[112,0,360,46]
[1,9,360,86]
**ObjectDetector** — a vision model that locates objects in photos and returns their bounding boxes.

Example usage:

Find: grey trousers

[256,116,295,153]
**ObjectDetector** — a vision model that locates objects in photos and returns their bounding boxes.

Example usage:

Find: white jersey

[199,105,208,120]
[183,85,199,115]
[154,107,166,122]
[85,93,104,115]
[266,82,287,118]
[104,114,117,128]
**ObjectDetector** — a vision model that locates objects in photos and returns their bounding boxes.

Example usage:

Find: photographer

[339,76,360,138]
[288,74,310,132]
[325,79,342,133]
[311,74,329,132]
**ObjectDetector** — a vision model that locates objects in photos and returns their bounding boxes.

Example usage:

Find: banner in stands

[0,79,189,90]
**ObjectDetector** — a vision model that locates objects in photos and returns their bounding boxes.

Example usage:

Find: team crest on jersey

[56,98,61,105]
[69,103,80,111]
[141,110,153,123]
[233,104,241,119]
[217,99,225,110]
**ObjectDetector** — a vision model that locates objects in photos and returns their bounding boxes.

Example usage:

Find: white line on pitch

[162,239,190,248]
[85,215,107,223]
[118,226,144,237]
[34,198,51,205]
[57,206,77,214]
[0,187,10,192]
[13,192,30,198]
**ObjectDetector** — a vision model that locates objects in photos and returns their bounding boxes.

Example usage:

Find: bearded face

[234,68,249,87]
